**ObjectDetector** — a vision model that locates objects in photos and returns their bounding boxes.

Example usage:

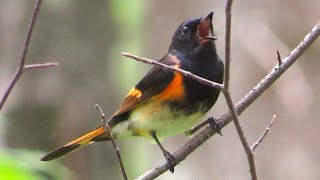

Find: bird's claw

[208,117,223,136]
[163,150,176,173]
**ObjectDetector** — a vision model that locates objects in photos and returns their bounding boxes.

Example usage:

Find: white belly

[111,101,205,141]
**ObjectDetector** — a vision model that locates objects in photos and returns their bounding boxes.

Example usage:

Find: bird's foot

[163,150,176,173]
[208,117,223,136]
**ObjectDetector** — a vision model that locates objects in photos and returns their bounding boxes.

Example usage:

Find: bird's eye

[181,26,190,35]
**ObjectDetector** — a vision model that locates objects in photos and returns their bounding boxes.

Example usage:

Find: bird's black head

[169,12,216,54]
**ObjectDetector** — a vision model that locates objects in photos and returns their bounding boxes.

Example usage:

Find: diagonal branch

[0,0,54,110]
[136,21,320,180]
[251,115,277,152]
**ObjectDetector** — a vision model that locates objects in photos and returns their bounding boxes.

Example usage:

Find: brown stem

[95,104,128,180]
[0,0,43,110]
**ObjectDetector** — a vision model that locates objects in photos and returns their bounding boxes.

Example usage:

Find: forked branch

[0,0,58,110]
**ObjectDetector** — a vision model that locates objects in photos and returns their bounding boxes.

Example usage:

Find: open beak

[198,11,217,41]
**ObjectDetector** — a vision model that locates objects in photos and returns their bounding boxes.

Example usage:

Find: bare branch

[136,21,320,180]
[95,104,128,180]
[251,115,277,152]
[223,91,257,179]
[20,0,42,68]
[24,63,59,70]
[121,52,224,91]
[223,0,258,179]
[224,0,233,91]
[0,0,43,110]
[235,21,320,115]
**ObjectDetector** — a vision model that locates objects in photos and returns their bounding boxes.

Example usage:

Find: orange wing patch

[127,87,142,98]
[154,65,185,101]
[113,87,143,116]
[113,55,184,116]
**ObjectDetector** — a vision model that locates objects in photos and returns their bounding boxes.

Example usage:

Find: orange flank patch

[155,65,185,101]
[65,126,105,146]
[127,87,142,99]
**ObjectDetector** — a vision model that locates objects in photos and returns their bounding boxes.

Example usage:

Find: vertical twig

[223,92,257,179]
[224,0,233,91]
[95,104,128,180]
[223,0,258,179]
[0,0,42,110]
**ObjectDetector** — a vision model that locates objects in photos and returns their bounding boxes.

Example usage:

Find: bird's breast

[130,101,205,141]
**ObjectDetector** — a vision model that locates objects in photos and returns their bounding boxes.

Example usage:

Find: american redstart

[41,11,224,173]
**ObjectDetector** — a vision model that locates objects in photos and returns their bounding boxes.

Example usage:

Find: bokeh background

[0,0,319,179]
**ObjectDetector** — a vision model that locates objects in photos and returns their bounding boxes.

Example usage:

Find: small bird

[41,12,224,173]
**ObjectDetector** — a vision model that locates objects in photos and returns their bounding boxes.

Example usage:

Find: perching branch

[223,0,257,179]
[135,21,320,180]
[95,104,128,180]
[251,115,277,152]
[0,0,58,110]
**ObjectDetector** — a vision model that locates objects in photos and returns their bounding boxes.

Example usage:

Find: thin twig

[224,0,233,91]
[136,21,320,180]
[277,51,282,65]
[0,0,43,110]
[251,115,277,152]
[223,91,257,180]
[24,62,59,70]
[223,0,258,179]
[121,53,224,91]
[95,104,128,180]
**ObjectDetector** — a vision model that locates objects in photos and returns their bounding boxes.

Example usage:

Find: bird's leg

[149,131,176,173]
[185,117,223,136]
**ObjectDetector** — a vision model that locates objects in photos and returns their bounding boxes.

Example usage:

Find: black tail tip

[41,144,80,161]
[41,155,52,161]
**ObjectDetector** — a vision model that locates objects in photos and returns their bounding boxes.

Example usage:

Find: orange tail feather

[41,126,106,161]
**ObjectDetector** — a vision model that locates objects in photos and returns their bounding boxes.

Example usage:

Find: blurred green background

[0,0,319,179]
